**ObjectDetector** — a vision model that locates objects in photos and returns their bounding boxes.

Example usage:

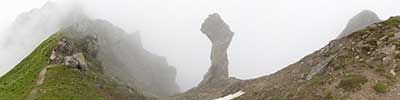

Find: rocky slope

[233,16,400,100]
[337,10,381,38]
[172,14,400,100]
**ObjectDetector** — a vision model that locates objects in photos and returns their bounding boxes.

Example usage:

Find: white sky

[1,0,400,91]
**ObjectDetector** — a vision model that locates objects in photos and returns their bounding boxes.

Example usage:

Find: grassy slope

[0,31,151,100]
[0,33,61,100]
[35,65,105,100]
[0,32,104,100]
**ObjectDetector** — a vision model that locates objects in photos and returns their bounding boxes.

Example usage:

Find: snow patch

[214,90,245,100]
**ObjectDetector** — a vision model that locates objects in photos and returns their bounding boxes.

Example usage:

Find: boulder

[64,53,87,71]
[73,53,88,71]
[64,56,79,68]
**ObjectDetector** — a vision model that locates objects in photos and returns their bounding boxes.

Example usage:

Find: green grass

[0,33,61,100]
[373,82,389,93]
[338,74,368,92]
[324,92,339,100]
[35,65,105,100]
[384,16,400,27]
[306,74,327,86]
[375,64,385,73]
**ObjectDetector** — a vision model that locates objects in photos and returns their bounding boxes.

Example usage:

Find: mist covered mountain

[0,1,88,76]
[337,10,381,38]
[0,1,178,99]
[3,1,400,100]
[63,19,180,98]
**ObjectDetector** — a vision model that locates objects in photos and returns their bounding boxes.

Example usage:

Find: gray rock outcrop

[199,13,234,86]
[305,56,334,80]
[64,53,88,71]
[49,38,88,71]
[337,10,381,38]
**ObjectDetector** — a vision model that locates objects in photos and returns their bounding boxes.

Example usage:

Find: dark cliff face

[63,19,180,98]
[337,10,381,38]
[199,13,234,86]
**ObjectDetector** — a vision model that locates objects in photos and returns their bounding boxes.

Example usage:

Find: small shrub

[324,92,339,100]
[373,82,389,93]
[388,31,396,37]
[375,64,385,73]
[307,75,325,85]
[338,74,368,92]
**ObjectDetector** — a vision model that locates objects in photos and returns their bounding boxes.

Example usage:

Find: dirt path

[26,65,57,100]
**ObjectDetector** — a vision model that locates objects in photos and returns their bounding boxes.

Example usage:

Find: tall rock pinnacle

[168,13,239,100]
[199,13,234,86]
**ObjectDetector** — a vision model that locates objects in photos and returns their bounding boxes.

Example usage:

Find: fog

[1,0,400,91]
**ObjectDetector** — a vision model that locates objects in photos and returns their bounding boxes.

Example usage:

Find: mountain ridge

[171,14,400,100]
[0,10,179,100]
